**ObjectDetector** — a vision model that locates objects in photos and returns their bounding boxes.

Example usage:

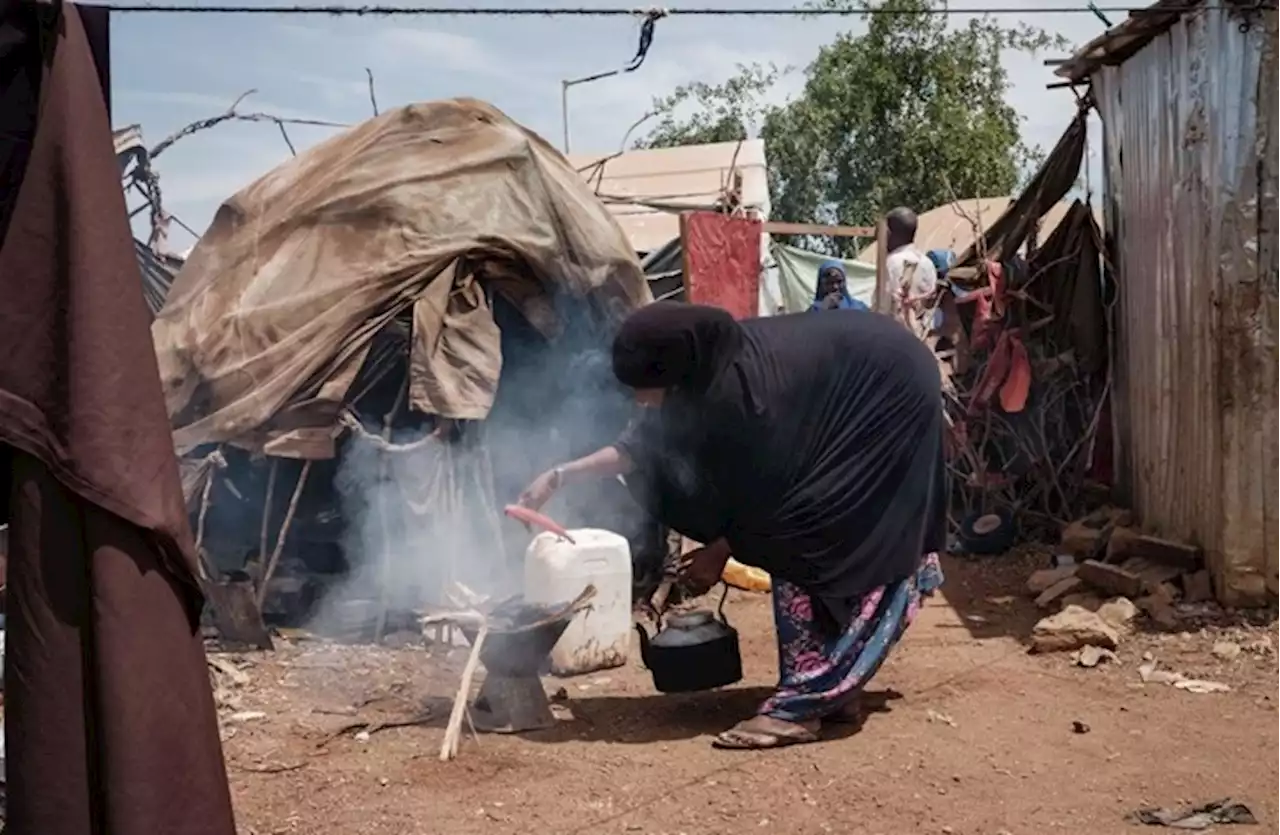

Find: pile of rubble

[1024,507,1218,655]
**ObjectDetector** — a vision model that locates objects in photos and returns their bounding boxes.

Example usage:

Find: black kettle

[635,587,743,693]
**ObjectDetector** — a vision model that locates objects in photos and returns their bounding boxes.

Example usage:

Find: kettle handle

[715,582,732,627]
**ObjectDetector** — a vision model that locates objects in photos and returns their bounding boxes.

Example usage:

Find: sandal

[712,716,819,750]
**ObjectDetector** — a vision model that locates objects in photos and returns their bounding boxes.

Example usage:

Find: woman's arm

[554,444,633,485]
[517,444,633,510]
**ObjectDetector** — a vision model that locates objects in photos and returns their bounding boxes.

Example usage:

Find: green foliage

[637,0,1070,256]
[633,63,782,150]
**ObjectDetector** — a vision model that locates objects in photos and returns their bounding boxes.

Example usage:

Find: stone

[1136,587,1179,631]
[1182,569,1213,603]
[1074,645,1119,667]
[1060,507,1133,558]
[1121,556,1183,594]
[1031,605,1121,653]
[1035,576,1085,609]
[1027,566,1078,595]
[1212,641,1242,661]
[1060,519,1109,559]
[1077,559,1145,599]
[1059,592,1104,611]
[1106,525,1142,561]
[1097,597,1140,632]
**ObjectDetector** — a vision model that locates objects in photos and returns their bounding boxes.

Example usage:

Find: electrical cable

[83,3,1260,17]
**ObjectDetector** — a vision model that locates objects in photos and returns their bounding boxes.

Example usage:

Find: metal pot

[635,587,742,693]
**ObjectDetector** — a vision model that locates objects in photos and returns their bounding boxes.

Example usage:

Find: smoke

[306,296,648,635]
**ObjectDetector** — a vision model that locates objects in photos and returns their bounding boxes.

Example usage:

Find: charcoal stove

[459,598,579,734]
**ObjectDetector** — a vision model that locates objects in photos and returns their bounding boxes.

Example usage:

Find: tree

[634,63,781,150]
[636,0,1068,256]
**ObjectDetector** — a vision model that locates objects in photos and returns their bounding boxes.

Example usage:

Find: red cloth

[680,212,761,320]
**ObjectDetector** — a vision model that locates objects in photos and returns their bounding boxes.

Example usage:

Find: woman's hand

[678,540,732,595]
[517,468,561,512]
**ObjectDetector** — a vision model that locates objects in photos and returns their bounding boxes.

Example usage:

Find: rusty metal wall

[1095,6,1278,605]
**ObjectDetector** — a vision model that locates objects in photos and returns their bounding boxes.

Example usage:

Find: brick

[1076,559,1144,599]
[1035,576,1085,609]
[1026,566,1077,595]
[1129,534,1202,572]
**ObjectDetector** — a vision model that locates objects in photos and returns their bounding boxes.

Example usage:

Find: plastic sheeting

[152,99,650,457]
[771,243,876,313]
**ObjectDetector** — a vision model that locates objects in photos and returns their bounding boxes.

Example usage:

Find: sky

[109,0,1108,250]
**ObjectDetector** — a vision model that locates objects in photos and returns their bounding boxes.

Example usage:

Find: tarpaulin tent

[153,98,650,459]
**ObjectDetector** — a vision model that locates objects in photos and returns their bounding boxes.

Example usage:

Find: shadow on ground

[523,687,903,746]
[933,550,1046,643]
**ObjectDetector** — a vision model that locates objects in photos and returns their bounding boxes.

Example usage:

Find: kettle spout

[634,622,653,668]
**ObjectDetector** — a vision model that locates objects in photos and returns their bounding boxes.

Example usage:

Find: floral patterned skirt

[759,553,944,723]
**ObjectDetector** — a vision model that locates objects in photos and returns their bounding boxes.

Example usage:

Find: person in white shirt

[881,207,938,338]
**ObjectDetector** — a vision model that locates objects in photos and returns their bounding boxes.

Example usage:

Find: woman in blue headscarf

[811,259,869,312]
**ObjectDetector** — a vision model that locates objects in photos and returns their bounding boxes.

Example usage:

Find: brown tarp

[153,98,650,458]
[0,4,236,834]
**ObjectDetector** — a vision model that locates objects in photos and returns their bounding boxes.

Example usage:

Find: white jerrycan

[524,528,632,677]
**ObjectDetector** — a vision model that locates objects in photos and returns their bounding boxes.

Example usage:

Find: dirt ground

[217,554,1278,835]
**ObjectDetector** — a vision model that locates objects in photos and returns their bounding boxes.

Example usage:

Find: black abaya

[612,303,946,629]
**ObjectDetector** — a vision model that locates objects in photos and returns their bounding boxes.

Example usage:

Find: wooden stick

[194,453,223,581]
[762,220,875,238]
[373,384,407,643]
[259,458,279,571]
[257,460,312,609]
[440,620,488,762]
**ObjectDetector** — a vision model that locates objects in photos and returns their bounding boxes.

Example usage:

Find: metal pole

[561,79,571,153]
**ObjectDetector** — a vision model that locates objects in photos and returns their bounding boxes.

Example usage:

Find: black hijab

[611,301,744,392]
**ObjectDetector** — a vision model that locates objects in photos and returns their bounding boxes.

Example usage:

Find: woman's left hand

[679,541,732,595]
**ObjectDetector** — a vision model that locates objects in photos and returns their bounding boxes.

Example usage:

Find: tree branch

[148,89,348,160]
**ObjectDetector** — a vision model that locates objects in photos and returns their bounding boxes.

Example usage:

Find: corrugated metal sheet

[566,140,770,254]
[1096,5,1278,604]
[134,239,182,318]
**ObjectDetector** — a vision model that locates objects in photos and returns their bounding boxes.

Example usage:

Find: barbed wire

[84,3,1249,17]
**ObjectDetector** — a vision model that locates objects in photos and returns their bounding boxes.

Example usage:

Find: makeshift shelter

[157,98,649,458]
[1056,0,1278,605]
[155,99,655,627]
[925,105,1113,542]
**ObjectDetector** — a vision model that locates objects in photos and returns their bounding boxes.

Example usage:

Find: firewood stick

[257,460,312,609]
[258,458,279,572]
[440,620,488,762]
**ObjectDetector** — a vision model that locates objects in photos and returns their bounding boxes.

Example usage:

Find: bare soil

[218,554,1278,835]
